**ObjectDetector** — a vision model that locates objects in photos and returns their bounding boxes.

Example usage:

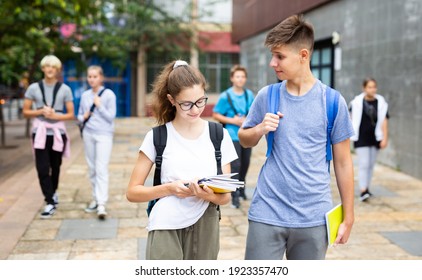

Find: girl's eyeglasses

[176,97,208,111]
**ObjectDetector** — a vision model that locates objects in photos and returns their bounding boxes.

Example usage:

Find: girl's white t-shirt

[139,121,238,231]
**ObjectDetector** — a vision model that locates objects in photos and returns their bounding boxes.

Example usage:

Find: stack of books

[197,173,244,193]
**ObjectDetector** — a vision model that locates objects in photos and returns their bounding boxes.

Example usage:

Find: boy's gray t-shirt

[242,80,354,228]
[25,81,73,133]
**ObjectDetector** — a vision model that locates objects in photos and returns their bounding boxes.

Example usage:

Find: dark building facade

[233,0,422,179]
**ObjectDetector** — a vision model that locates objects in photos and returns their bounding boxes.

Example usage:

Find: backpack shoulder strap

[51,82,62,108]
[244,89,250,116]
[38,81,62,108]
[147,124,167,216]
[225,91,238,115]
[208,121,224,175]
[38,81,47,106]
[152,124,167,186]
[326,86,340,163]
[89,87,107,113]
[98,87,106,97]
[227,89,250,116]
[83,88,108,127]
[266,82,282,157]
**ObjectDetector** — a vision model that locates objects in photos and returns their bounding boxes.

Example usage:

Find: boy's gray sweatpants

[245,220,328,260]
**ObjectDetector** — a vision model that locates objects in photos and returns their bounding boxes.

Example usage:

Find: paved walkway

[1,117,422,260]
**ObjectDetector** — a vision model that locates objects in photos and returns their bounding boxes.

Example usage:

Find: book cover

[198,173,244,194]
[325,203,343,246]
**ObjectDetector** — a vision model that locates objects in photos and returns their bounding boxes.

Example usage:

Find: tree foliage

[0,0,193,86]
[0,0,103,86]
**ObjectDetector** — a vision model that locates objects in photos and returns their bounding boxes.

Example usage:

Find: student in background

[77,66,116,219]
[126,60,237,260]
[212,65,254,208]
[349,78,388,202]
[238,15,355,260]
[23,55,74,218]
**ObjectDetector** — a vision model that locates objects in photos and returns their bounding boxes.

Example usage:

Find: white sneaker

[40,204,56,219]
[84,201,98,213]
[97,205,107,220]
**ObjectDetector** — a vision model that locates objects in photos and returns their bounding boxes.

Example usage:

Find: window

[199,52,239,93]
[146,52,239,94]
[311,39,334,87]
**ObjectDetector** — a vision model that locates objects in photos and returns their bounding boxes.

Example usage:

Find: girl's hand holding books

[169,180,193,198]
[187,178,215,200]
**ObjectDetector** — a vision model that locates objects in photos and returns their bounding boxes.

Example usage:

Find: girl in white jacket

[350,78,389,202]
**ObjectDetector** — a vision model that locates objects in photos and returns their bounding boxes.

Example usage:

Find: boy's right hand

[260,112,284,135]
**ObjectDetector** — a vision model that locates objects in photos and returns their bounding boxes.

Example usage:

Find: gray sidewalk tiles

[57,219,119,240]
[137,238,147,260]
[1,117,422,260]
[381,231,422,257]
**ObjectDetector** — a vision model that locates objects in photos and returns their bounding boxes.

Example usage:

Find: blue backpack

[265,83,339,171]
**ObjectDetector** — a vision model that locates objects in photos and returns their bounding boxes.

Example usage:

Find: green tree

[76,1,193,74]
[0,0,195,86]
[0,0,104,86]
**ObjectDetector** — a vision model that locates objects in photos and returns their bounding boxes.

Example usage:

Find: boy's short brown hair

[230,64,248,78]
[265,14,314,54]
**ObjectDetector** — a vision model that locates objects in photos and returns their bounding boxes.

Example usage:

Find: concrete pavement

[1,117,422,260]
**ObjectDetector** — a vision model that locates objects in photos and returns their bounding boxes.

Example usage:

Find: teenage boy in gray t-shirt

[239,15,355,260]
[23,55,74,218]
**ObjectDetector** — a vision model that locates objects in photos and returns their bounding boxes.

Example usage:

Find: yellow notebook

[199,184,233,194]
[325,204,343,246]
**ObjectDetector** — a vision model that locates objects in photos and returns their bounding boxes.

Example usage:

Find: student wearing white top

[127,60,237,260]
[349,78,389,202]
[77,66,116,219]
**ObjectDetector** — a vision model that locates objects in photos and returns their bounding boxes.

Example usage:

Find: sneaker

[239,188,247,200]
[53,192,59,206]
[40,204,56,218]
[230,203,240,209]
[231,193,240,209]
[97,205,107,220]
[359,190,372,202]
[84,201,98,213]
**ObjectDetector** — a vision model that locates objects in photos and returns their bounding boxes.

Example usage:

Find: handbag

[78,88,107,138]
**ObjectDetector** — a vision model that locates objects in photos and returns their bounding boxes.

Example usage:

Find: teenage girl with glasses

[126,60,237,259]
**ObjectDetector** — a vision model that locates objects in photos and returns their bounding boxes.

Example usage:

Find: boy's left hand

[334,221,353,245]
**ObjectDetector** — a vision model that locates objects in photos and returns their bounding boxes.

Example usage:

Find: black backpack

[38,80,62,109]
[146,121,224,216]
